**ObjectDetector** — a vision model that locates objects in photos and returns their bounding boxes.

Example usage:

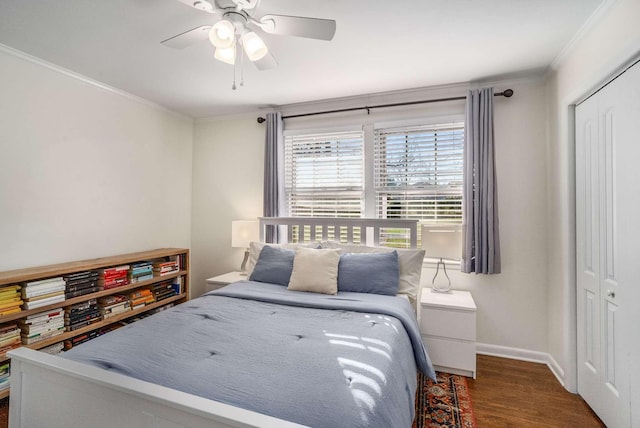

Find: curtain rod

[257,89,513,123]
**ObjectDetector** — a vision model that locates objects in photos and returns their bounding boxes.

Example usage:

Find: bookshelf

[0,247,190,400]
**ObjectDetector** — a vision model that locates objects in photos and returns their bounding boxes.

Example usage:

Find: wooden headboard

[259,217,418,248]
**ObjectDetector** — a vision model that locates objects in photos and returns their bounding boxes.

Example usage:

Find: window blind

[284,130,364,219]
[374,122,464,224]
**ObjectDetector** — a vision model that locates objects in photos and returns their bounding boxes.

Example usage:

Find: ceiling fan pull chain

[232,47,237,90]
[240,44,245,87]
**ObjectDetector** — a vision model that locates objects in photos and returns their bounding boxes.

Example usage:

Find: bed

[8,218,433,428]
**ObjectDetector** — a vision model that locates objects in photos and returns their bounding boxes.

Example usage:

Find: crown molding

[550,0,620,71]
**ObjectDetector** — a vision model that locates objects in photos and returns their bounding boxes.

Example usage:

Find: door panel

[576,59,639,428]
[575,95,602,415]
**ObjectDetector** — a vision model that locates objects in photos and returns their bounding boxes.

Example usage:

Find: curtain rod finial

[257,117,265,124]
[503,89,514,97]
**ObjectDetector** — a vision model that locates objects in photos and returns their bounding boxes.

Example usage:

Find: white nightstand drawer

[423,336,476,375]
[421,307,476,341]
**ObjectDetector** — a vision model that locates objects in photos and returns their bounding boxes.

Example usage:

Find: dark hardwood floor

[0,354,605,428]
[469,354,604,427]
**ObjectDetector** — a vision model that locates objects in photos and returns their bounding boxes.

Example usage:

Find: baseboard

[476,343,566,389]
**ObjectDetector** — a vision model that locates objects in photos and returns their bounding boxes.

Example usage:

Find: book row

[0,256,184,316]
[0,280,180,357]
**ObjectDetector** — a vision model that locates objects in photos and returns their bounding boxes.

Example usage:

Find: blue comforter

[63,281,435,427]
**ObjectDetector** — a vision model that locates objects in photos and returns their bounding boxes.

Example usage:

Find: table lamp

[232,220,260,275]
[421,225,462,293]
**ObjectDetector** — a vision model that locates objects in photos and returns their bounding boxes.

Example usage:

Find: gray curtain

[263,112,283,243]
[462,88,501,274]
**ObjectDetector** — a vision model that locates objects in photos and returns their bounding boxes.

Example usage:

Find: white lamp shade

[232,220,260,248]
[209,20,235,49]
[214,45,236,64]
[241,31,268,61]
[421,225,462,261]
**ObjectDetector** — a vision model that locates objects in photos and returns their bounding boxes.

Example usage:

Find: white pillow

[320,241,425,306]
[287,247,340,295]
[246,241,319,277]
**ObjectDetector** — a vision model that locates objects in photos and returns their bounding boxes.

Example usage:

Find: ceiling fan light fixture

[241,31,268,61]
[214,46,236,64]
[209,20,235,49]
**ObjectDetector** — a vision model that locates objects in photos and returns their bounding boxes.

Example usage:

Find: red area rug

[414,372,477,428]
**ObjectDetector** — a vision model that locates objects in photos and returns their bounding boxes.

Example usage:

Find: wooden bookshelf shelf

[0,248,190,398]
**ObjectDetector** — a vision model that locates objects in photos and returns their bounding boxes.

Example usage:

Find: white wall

[545,0,640,399]
[190,116,264,297]
[0,48,193,271]
[191,78,551,355]
[427,79,549,353]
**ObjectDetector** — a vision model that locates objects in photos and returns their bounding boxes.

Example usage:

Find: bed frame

[8,218,419,428]
[259,216,418,248]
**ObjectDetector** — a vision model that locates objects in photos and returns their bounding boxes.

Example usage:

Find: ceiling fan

[162,0,336,74]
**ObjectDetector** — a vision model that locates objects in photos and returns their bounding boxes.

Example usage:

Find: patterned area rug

[414,372,477,428]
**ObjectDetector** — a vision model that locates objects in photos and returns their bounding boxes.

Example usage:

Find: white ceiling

[0,0,604,118]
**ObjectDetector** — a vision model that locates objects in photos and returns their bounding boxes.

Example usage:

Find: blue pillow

[338,251,400,295]
[249,246,295,286]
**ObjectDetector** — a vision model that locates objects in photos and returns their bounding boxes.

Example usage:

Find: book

[21,329,64,345]
[0,324,20,336]
[24,276,64,287]
[67,317,101,331]
[21,321,65,337]
[128,289,153,299]
[130,295,155,306]
[68,298,97,311]
[22,290,65,302]
[0,307,21,317]
[65,286,100,299]
[65,311,101,324]
[100,300,130,312]
[65,305,99,318]
[0,297,23,309]
[130,273,154,283]
[98,294,128,306]
[102,305,131,319]
[40,341,64,355]
[0,285,21,293]
[22,282,66,298]
[0,334,21,348]
[98,276,130,290]
[99,266,130,279]
[0,287,21,299]
[23,294,65,310]
[23,308,64,324]
[65,280,98,293]
[63,271,99,284]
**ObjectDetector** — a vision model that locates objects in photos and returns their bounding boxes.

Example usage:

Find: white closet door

[575,93,602,418]
[576,60,640,428]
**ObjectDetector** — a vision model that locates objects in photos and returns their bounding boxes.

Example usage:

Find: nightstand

[205,271,246,292]
[420,289,477,378]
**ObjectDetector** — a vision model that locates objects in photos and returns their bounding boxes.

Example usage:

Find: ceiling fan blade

[161,25,211,49]
[253,51,278,70]
[259,14,336,41]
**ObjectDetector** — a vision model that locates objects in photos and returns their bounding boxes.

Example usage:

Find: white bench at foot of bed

[8,347,306,428]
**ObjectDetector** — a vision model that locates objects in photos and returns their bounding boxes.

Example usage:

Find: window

[284,130,364,218]
[374,122,464,224]
[283,121,464,246]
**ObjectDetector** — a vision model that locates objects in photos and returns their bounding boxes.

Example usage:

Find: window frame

[282,114,465,250]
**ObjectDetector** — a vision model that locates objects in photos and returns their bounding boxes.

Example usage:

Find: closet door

[576,61,640,428]
[575,93,602,419]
